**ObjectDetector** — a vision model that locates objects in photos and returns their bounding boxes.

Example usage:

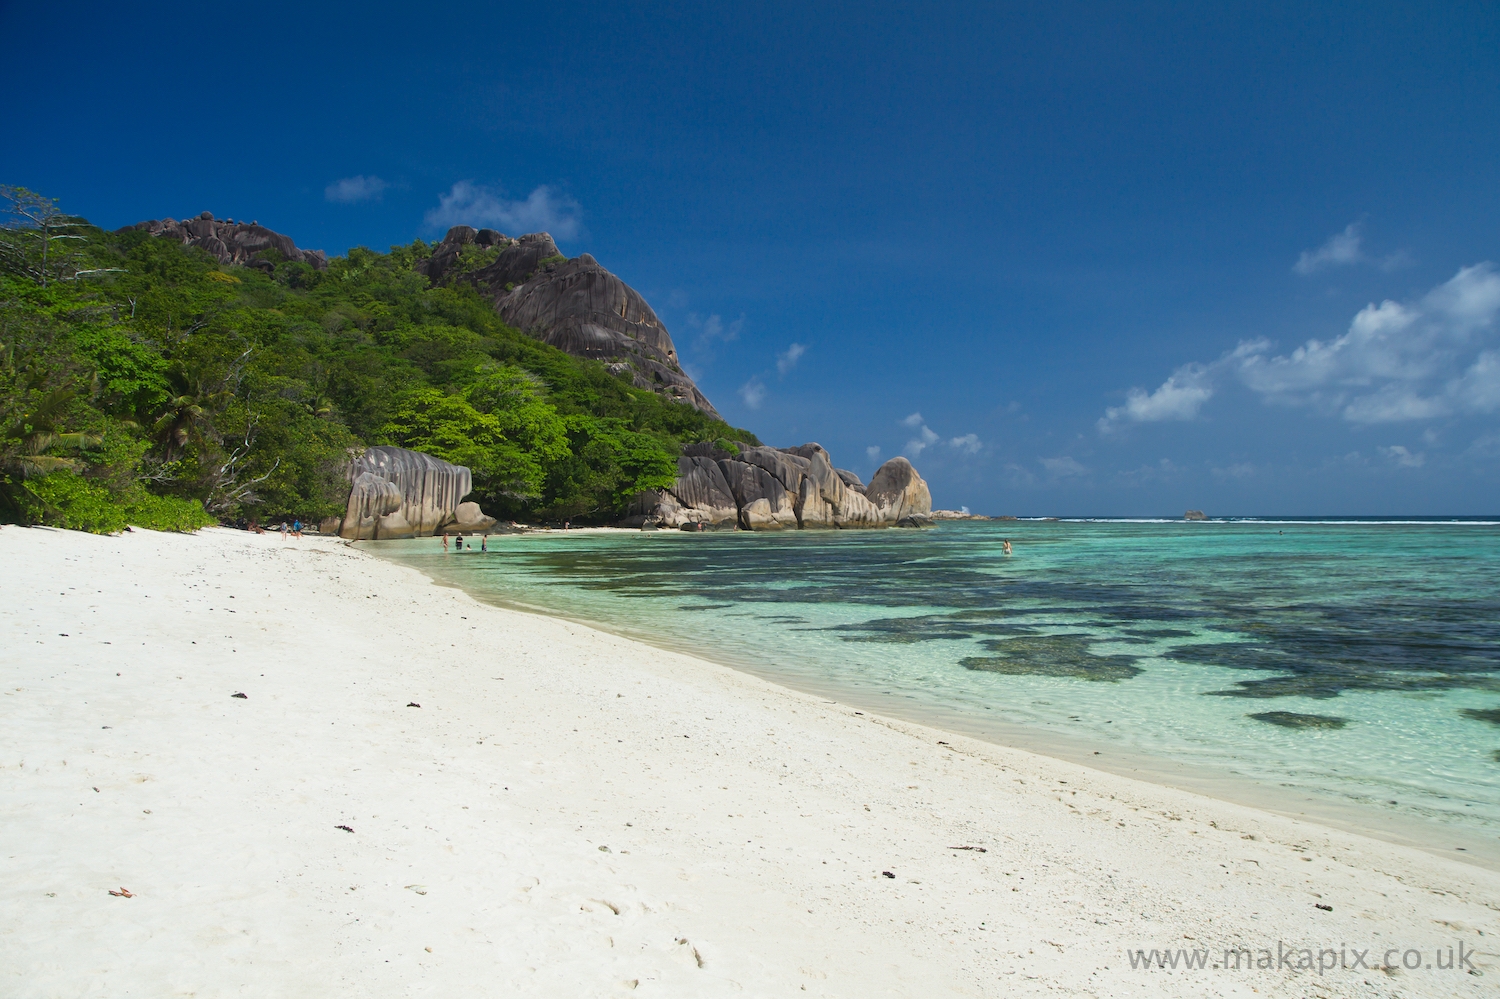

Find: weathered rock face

[418,226,719,418]
[865,457,934,527]
[119,212,328,271]
[625,442,932,531]
[626,454,740,529]
[330,446,495,540]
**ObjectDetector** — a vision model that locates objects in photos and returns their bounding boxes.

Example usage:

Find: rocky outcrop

[931,509,994,521]
[325,446,496,540]
[865,458,933,527]
[418,226,719,418]
[625,442,931,531]
[120,212,328,271]
[624,453,739,530]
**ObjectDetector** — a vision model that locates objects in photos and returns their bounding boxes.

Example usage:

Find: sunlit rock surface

[865,457,934,527]
[626,443,931,531]
[333,446,492,540]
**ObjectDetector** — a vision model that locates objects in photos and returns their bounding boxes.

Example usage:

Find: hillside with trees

[0,188,756,532]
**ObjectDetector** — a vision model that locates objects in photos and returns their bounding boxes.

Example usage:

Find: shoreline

[371,531,1500,874]
[3,525,1496,996]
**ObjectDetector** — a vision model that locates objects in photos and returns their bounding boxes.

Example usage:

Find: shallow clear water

[367,519,1500,860]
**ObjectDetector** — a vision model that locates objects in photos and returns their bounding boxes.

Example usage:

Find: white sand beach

[2,525,1495,997]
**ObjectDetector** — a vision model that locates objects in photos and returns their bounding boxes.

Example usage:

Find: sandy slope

[0,525,1494,998]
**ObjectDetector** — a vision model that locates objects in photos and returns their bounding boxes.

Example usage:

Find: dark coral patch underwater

[961,635,1144,682]
[1248,711,1348,729]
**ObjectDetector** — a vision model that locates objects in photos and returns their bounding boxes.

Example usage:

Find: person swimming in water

[1003,538,1013,556]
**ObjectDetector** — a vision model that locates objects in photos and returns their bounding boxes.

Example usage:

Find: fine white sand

[2,525,1495,998]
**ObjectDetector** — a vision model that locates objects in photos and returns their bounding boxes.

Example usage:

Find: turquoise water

[366,520,1500,861]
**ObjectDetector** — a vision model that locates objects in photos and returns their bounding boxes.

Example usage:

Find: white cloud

[1040,456,1087,477]
[894,412,983,459]
[903,424,940,458]
[325,175,389,203]
[738,378,766,409]
[424,181,582,239]
[1451,350,1500,413]
[949,433,982,454]
[1101,262,1500,430]
[776,342,807,375]
[1379,445,1426,468]
[1294,223,1364,275]
[1099,362,1216,430]
[1244,263,1500,422]
[866,445,882,461]
[688,312,744,350]
[1294,221,1414,275]
[1464,431,1500,458]
[1212,462,1256,480]
[1003,462,1038,488]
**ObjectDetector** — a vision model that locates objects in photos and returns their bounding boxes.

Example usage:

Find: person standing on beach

[292,519,302,539]
[279,522,288,542]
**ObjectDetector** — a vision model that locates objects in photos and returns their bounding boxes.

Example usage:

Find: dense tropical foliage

[0,187,754,532]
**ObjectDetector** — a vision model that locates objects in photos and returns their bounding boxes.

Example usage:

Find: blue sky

[5,2,1498,514]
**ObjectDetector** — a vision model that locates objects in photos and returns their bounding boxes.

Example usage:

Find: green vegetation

[0,187,754,533]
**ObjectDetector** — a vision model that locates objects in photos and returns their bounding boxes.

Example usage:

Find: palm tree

[152,364,229,462]
[0,386,97,522]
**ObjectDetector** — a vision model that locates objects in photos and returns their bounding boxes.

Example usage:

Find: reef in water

[1248,711,1348,730]
[960,634,1144,682]
[1461,707,1500,725]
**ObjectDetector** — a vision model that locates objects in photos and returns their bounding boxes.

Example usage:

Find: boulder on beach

[328,446,495,540]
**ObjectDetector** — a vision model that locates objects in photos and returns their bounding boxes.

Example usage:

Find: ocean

[365,518,1500,864]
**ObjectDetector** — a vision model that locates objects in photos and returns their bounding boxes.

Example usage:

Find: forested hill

[0,188,756,532]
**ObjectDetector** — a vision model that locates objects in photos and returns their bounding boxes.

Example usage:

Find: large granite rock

[865,457,933,527]
[626,454,739,530]
[418,226,719,418]
[719,459,799,530]
[331,446,495,540]
[626,442,931,531]
[119,212,328,271]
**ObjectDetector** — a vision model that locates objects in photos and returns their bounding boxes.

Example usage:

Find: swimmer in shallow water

[1002,539,1013,556]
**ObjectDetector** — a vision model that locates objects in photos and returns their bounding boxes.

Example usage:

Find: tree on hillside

[0,186,88,287]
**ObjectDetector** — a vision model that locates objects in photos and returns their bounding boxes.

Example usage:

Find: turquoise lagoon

[366,519,1500,863]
